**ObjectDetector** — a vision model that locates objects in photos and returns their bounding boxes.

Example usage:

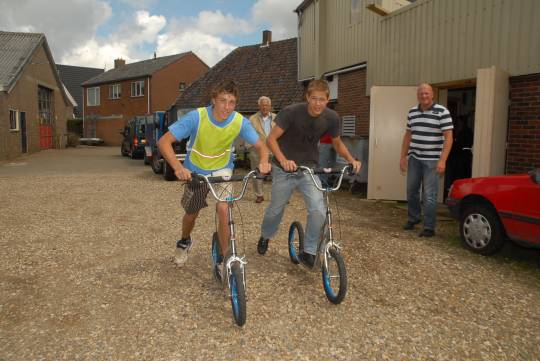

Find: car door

[502,172,540,244]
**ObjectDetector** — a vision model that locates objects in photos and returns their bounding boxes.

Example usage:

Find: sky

[0,0,299,70]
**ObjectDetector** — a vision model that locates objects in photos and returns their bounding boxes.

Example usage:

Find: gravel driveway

[1,146,539,361]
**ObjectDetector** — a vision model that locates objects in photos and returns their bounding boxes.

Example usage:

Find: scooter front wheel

[322,247,347,304]
[288,221,304,264]
[229,262,246,326]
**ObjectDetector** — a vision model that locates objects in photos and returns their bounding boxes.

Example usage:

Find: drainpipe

[147,76,151,114]
[82,87,85,137]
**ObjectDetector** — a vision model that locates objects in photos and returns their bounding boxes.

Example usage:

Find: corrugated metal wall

[369,0,540,88]
[298,3,317,79]
[297,0,540,88]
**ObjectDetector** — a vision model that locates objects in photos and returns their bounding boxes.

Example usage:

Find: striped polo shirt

[406,103,453,160]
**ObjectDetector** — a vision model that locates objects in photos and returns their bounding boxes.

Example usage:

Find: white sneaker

[174,237,192,267]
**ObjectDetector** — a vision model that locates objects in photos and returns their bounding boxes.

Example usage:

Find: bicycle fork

[321,191,342,271]
[223,202,247,294]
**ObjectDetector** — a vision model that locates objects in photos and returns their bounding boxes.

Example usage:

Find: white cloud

[118,0,157,8]
[0,0,112,62]
[0,0,298,69]
[111,10,166,45]
[156,28,236,67]
[251,0,297,40]
[196,10,254,35]
[60,38,132,70]
[61,10,166,69]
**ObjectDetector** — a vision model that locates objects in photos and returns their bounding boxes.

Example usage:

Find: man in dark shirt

[256,79,361,267]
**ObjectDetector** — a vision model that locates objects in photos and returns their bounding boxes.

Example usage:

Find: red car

[446,169,540,255]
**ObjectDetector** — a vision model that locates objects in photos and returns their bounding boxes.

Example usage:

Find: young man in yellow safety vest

[158,80,271,267]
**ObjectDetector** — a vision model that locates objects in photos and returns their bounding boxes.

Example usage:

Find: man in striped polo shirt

[399,83,453,237]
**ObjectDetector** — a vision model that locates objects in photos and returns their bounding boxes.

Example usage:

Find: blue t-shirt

[169,106,259,175]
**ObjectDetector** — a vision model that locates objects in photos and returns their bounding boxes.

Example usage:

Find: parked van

[120,116,147,159]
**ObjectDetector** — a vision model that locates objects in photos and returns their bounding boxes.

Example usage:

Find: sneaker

[299,252,315,268]
[418,229,435,237]
[174,236,192,266]
[403,220,420,230]
[257,237,269,254]
[255,196,264,203]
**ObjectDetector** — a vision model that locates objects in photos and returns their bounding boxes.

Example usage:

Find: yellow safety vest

[189,107,242,170]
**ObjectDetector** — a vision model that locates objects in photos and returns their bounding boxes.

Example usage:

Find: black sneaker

[174,236,192,266]
[403,220,420,230]
[418,229,435,237]
[257,237,269,254]
[300,252,315,268]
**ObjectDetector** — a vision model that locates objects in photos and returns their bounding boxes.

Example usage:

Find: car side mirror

[529,169,540,184]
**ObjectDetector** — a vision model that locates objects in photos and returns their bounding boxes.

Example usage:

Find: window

[109,84,121,99]
[87,87,100,106]
[9,109,19,131]
[38,86,54,124]
[327,75,338,100]
[131,80,145,97]
[351,0,362,24]
[179,82,186,91]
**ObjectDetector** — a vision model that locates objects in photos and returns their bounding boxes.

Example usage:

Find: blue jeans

[261,166,325,255]
[318,143,337,187]
[406,156,439,231]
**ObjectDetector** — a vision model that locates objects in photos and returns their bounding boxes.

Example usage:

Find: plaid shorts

[181,181,210,214]
[181,169,233,214]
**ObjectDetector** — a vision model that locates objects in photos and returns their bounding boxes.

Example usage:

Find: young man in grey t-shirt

[256,79,361,267]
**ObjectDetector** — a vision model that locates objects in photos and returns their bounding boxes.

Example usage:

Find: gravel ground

[1,146,539,361]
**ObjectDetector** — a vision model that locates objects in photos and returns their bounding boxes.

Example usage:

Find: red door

[40,125,53,149]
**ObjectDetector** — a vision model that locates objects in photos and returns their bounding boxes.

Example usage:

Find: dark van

[120,116,147,159]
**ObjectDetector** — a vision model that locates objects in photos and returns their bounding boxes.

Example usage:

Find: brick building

[56,64,104,120]
[82,52,208,145]
[296,0,540,200]
[0,31,74,161]
[507,74,540,174]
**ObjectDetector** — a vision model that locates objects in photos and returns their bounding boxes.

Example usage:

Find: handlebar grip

[189,172,246,183]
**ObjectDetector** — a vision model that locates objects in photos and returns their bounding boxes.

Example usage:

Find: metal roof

[0,31,44,92]
[57,64,104,117]
[0,31,70,106]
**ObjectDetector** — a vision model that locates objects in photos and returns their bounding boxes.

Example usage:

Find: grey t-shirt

[275,103,340,167]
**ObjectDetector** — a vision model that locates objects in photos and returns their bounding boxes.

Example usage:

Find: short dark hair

[306,79,329,98]
[211,79,239,102]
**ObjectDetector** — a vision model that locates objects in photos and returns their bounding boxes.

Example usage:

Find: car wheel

[459,204,505,255]
[151,154,163,174]
[163,161,176,181]
[121,144,128,156]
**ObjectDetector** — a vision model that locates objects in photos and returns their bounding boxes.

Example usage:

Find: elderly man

[248,96,276,203]
[400,83,453,237]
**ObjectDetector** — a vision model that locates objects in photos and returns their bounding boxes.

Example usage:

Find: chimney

[262,30,272,47]
[114,58,126,69]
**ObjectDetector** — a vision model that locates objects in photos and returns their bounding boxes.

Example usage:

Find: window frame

[131,80,145,97]
[9,109,19,131]
[109,83,121,99]
[87,86,100,106]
